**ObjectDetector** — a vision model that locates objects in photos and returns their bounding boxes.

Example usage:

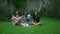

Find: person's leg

[15,17,21,25]
[15,21,19,25]
[27,20,32,26]
[32,22,41,25]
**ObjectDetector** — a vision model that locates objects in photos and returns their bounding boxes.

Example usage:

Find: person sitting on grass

[21,12,29,27]
[27,14,32,26]
[21,12,32,27]
[32,12,41,25]
[12,10,22,26]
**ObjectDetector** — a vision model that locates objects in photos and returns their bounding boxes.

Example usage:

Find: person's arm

[17,16,22,20]
[12,15,16,20]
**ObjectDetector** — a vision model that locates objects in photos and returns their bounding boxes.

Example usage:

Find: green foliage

[29,9,35,16]
[48,1,55,17]
[0,0,60,21]
[40,0,60,18]
[0,0,27,20]
[0,5,13,20]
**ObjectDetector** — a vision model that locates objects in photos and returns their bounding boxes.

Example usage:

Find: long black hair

[13,10,18,17]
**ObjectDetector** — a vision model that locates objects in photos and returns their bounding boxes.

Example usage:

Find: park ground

[0,17,60,34]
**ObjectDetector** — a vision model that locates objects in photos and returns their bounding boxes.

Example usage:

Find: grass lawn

[0,17,60,34]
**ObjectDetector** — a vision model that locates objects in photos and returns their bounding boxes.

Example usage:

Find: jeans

[27,20,32,26]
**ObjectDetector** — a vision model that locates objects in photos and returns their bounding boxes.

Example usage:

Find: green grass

[0,17,60,34]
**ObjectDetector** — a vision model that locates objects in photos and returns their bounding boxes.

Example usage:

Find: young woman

[21,12,29,27]
[22,12,32,27]
[12,10,22,26]
[32,12,41,25]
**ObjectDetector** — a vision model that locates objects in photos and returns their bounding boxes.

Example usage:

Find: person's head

[22,12,27,17]
[13,10,18,17]
[23,12,27,15]
[35,12,39,16]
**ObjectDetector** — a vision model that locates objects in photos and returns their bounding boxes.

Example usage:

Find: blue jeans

[27,20,32,26]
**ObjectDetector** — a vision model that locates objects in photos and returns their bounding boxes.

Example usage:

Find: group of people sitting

[12,10,41,27]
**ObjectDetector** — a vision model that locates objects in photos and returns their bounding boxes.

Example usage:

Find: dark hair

[35,12,40,17]
[23,12,27,17]
[13,10,18,17]
[37,12,40,17]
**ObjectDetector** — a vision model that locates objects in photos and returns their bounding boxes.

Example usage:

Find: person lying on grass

[12,10,22,26]
[32,12,41,25]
